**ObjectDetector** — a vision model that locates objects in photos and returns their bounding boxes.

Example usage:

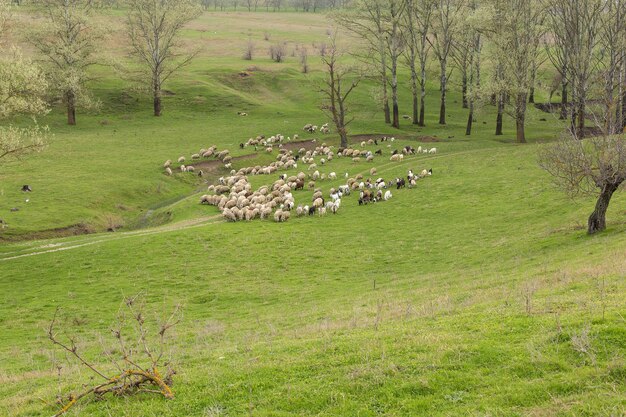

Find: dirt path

[0,215,222,262]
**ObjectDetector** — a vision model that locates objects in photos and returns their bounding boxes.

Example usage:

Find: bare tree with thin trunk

[125,0,201,117]
[384,0,406,129]
[333,0,391,124]
[546,0,604,138]
[320,31,361,148]
[451,12,475,110]
[539,129,626,235]
[463,0,480,135]
[30,0,102,126]
[481,0,546,143]
[429,0,466,125]
[402,0,435,126]
[598,0,626,134]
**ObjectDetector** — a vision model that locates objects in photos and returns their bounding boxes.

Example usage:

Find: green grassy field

[0,10,625,417]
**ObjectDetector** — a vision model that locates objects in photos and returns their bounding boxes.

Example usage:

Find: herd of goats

[162,126,437,223]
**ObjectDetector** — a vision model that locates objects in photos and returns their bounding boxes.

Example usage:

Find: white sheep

[384,190,392,201]
[178,156,185,163]
[429,147,437,154]
[328,172,337,180]
[165,167,172,176]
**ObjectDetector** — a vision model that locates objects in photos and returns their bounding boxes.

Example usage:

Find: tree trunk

[153,84,162,117]
[466,107,473,136]
[439,60,447,125]
[461,71,468,109]
[495,93,504,135]
[560,80,568,120]
[410,62,418,125]
[622,77,626,131]
[529,62,537,104]
[381,43,391,124]
[391,60,399,129]
[587,182,620,234]
[66,90,76,126]
[577,99,585,138]
[515,92,527,143]
[392,100,399,128]
[339,128,348,148]
[419,62,426,126]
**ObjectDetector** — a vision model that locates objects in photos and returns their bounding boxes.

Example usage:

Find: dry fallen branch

[47,296,182,416]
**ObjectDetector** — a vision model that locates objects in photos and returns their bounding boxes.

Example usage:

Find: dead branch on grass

[46,295,182,416]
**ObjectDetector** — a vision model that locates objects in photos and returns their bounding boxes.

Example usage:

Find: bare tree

[481,0,546,143]
[451,1,476,110]
[539,130,626,234]
[463,0,480,135]
[125,0,201,117]
[547,0,604,137]
[334,0,391,124]
[429,0,466,125]
[269,42,287,62]
[384,0,406,128]
[300,46,309,73]
[320,31,361,148]
[243,38,255,60]
[598,0,626,134]
[402,0,435,126]
[30,0,102,126]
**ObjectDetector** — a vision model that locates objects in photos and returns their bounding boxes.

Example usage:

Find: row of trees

[12,0,353,12]
[333,0,626,143]
[199,0,351,12]
[9,0,201,126]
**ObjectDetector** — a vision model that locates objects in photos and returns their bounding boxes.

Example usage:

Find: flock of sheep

[160,122,331,177]
[174,137,436,223]
[159,121,439,223]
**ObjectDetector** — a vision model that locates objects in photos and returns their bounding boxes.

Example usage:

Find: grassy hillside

[0,10,625,417]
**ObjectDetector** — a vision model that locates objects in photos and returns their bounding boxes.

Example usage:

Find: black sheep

[308,206,316,215]
[396,178,406,189]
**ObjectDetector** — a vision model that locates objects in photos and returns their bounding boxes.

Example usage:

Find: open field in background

[0,9,625,417]
[0,7,561,239]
